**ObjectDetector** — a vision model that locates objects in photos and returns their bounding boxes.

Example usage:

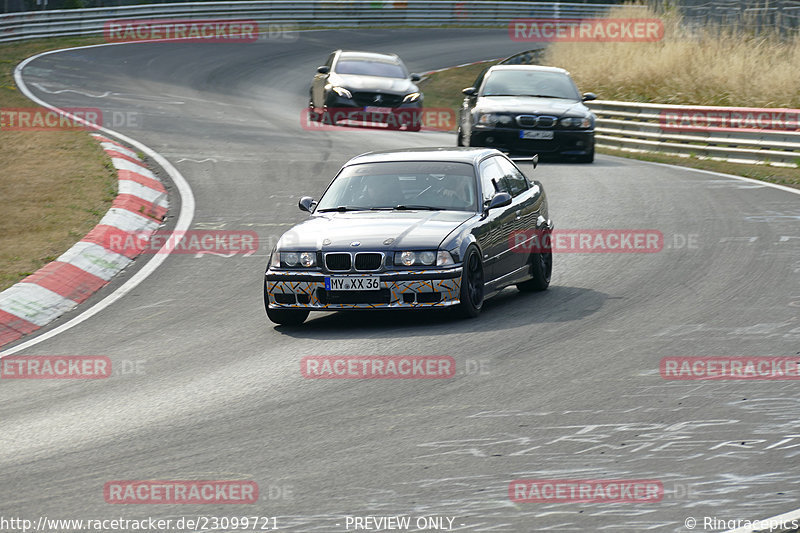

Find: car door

[312,52,336,107]
[495,156,541,273]
[472,157,517,283]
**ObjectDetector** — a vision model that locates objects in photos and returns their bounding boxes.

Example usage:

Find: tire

[264,287,309,325]
[517,232,552,292]
[456,246,484,318]
[456,127,464,146]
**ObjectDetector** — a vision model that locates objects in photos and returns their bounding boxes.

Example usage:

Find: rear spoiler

[508,154,538,169]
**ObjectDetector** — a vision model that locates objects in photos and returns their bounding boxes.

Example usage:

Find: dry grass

[545,5,800,108]
[0,36,117,291]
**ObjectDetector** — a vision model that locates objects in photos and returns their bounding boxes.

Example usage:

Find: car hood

[278,211,474,250]
[330,73,417,94]
[475,96,589,116]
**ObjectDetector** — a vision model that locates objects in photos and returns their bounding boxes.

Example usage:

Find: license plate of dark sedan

[325,277,380,291]
[520,130,555,140]
[364,106,393,114]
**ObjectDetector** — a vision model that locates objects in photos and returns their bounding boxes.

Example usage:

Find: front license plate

[325,277,380,291]
[520,130,555,140]
[364,106,392,114]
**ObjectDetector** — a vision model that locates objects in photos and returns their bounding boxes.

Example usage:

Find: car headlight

[269,249,280,269]
[477,113,512,126]
[277,251,317,268]
[403,92,421,103]
[329,86,352,99]
[559,116,592,128]
[299,251,316,267]
[394,250,443,267]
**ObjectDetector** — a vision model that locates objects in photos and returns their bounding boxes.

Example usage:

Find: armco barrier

[0,1,634,43]
[587,100,800,167]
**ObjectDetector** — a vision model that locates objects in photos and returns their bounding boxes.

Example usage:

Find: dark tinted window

[495,157,529,197]
[479,158,509,203]
[316,161,477,212]
[481,69,580,100]
[334,59,407,79]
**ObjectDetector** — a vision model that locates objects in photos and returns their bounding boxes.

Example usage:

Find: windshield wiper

[393,205,443,211]
[317,206,369,212]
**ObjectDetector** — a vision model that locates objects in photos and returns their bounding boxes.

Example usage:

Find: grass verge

[0,36,117,291]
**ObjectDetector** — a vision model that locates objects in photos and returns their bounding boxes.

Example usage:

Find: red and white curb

[0,133,167,348]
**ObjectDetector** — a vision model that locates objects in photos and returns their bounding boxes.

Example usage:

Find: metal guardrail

[587,100,800,167]
[0,1,634,43]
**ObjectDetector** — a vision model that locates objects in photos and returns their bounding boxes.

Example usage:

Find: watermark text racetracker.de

[661,357,800,380]
[101,229,259,256]
[104,19,298,43]
[0,515,279,532]
[509,18,664,42]
[301,107,456,132]
[509,479,663,503]
[0,108,141,131]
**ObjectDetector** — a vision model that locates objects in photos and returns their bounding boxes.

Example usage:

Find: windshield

[316,161,478,212]
[334,58,408,79]
[481,69,581,99]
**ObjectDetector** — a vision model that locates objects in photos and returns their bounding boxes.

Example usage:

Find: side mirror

[410,73,421,82]
[462,87,476,96]
[486,192,512,211]
[317,65,330,74]
[298,196,316,212]
[582,92,597,102]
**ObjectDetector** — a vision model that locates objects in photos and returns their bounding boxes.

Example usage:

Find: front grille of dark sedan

[352,92,404,108]
[516,115,558,128]
[317,288,392,305]
[325,253,352,271]
[354,252,383,271]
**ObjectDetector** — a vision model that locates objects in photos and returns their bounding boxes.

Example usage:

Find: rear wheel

[517,234,552,292]
[457,247,484,318]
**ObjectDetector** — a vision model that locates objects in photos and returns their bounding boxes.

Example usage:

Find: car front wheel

[457,246,484,318]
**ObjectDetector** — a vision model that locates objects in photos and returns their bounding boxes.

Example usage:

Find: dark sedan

[264,148,554,325]
[457,65,597,162]
[309,50,423,130]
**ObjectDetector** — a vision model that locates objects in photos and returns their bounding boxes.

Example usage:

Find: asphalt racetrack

[3,28,800,532]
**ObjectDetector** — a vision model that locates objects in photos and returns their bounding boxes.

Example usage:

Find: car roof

[345,147,504,166]
[337,50,402,63]
[488,64,570,75]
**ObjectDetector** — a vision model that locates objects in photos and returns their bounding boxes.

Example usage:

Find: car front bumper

[470,126,594,156]
[265,267,462,310]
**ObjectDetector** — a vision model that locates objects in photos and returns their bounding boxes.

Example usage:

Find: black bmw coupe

[264,148,553,325]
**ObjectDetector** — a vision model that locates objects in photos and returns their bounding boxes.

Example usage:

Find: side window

[495,157,529,197]
[478,158,509,203]
[325,53,335,68]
